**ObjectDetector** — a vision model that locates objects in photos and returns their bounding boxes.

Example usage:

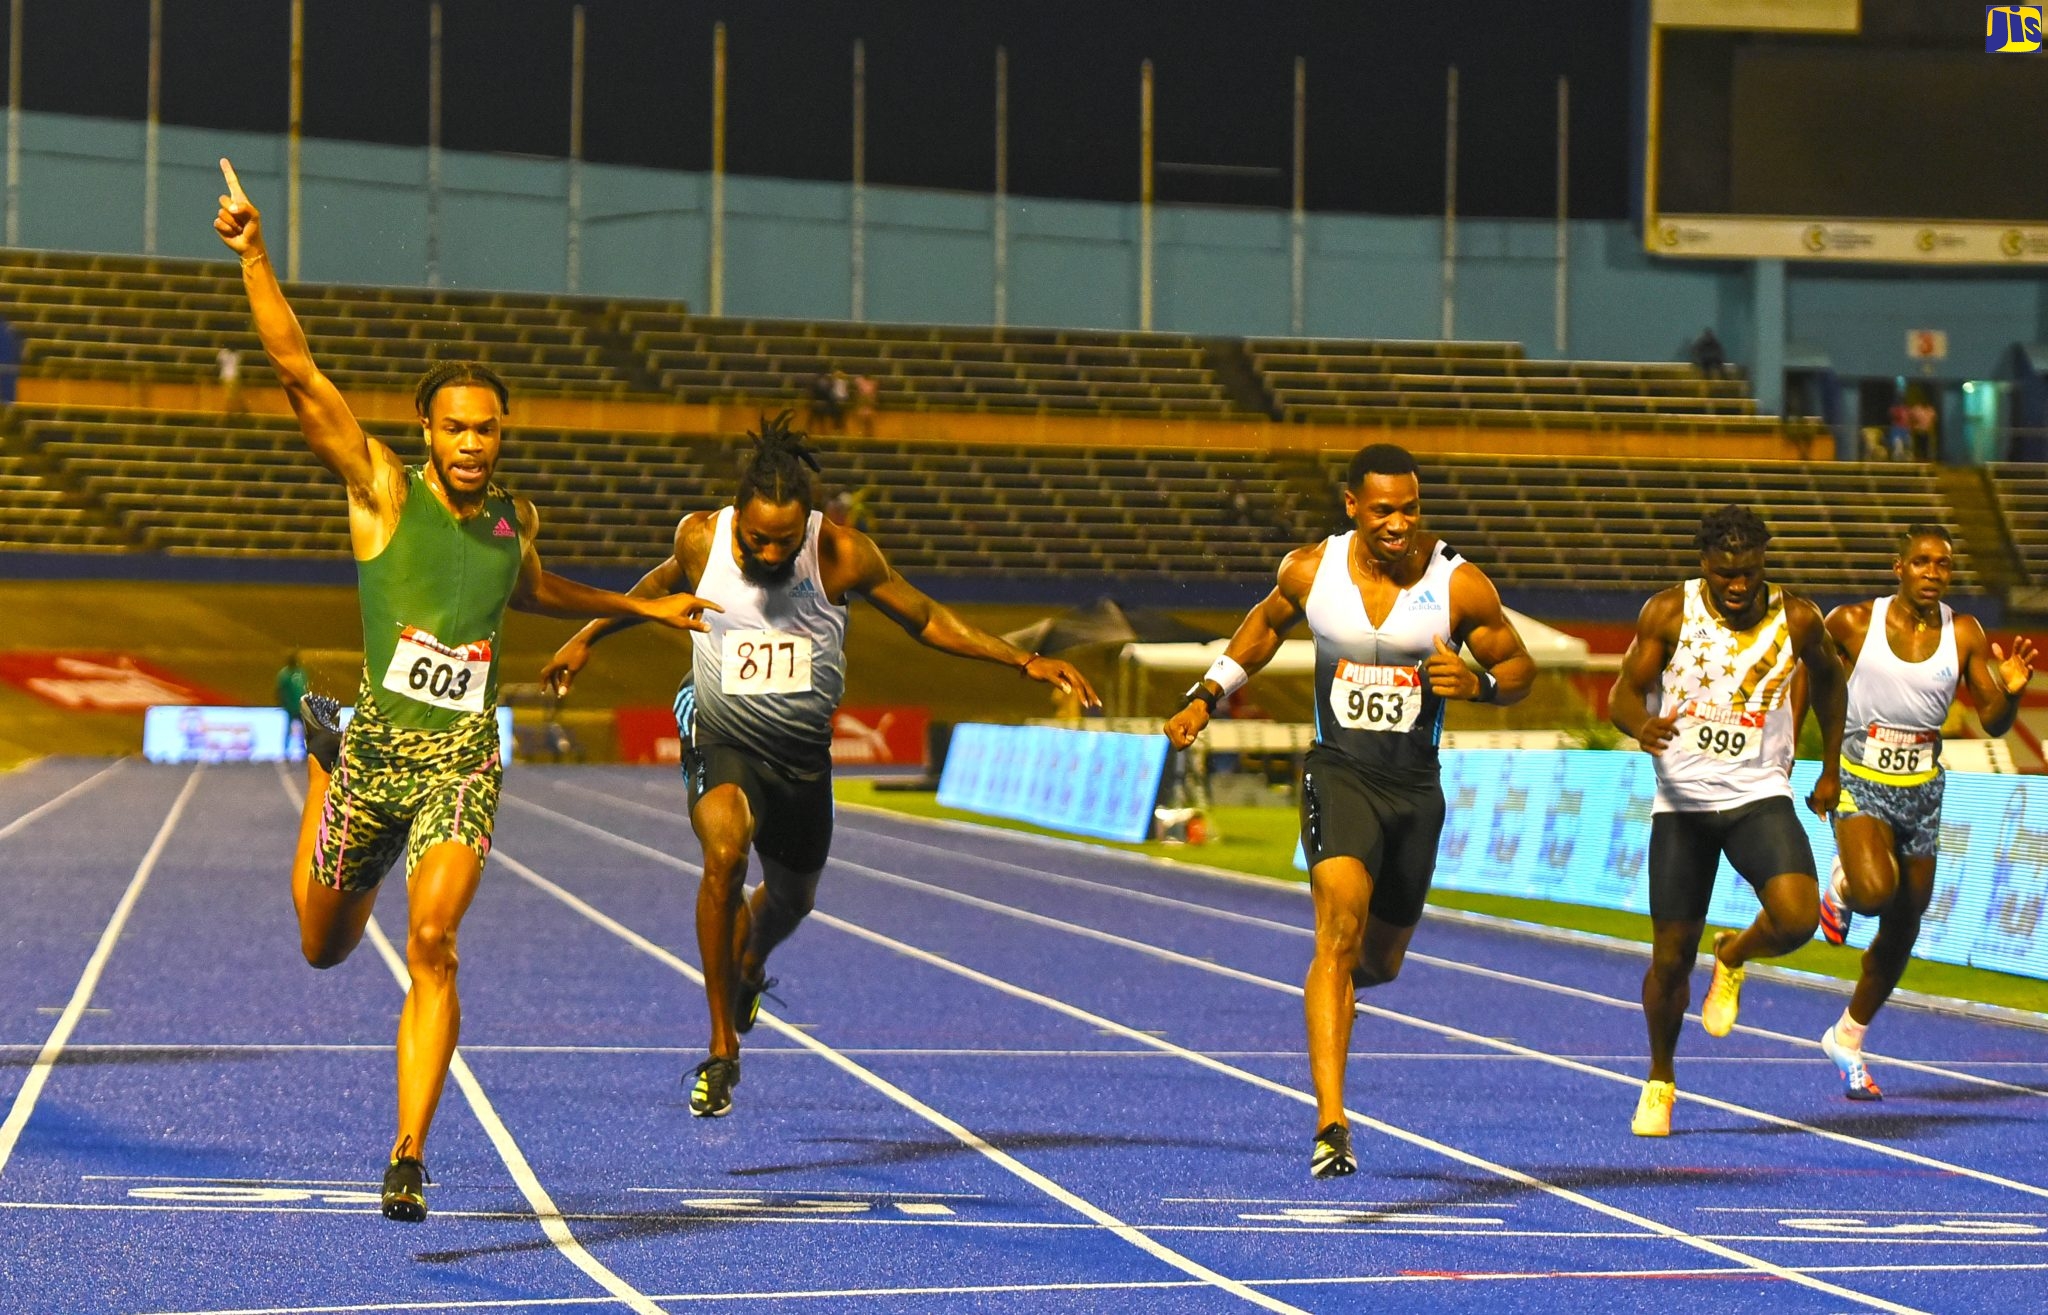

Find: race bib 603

[721,629,814,696]
[1330,661,1424,733]
[381,626,492,714]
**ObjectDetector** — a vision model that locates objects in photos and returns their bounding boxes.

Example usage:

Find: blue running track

[3,758,2048,1314]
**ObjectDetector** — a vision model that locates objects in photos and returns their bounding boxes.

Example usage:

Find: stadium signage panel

[937,723,1170,844]
[143,706,291,763]
[0,651,232,711]
[1420,750,2048,983]
[1649,215,2048,265]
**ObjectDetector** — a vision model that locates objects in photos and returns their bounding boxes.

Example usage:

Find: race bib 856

[380,626,491,714]
[1330,661,1424,733]
[1860,723,1937,776]
[720,629,814,696]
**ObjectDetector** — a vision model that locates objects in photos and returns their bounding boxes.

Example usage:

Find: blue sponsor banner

[143,706,292,764]
[1298,749,2048,984]
[938,723,1170,843]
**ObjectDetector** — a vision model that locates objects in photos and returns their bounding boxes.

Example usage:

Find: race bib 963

[1330,661,1424,733]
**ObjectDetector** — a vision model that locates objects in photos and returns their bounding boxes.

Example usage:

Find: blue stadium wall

[12,110,2048,383]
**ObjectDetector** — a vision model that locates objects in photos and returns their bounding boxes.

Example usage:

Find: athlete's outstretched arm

[1436,563,1535,706]
[1789,595,1847,816]
[1162,547,1314,750]
[538,512,716,697]
[1610,591,1682,754]
[844,529,1101,708]
[1957,615,2035,738]
[214,159,383,496]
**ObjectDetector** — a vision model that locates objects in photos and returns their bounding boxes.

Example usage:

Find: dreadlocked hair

[414,360,511,418]
[1695,504,1771,556]
[736,410,821,510]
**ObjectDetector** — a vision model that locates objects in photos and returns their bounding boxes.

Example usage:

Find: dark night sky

[4,1,1637,218]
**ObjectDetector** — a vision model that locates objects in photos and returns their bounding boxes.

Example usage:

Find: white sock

[1828,856,1848,904]
[1834,1009,1868,1050]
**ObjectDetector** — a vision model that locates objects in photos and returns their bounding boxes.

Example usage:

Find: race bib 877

[380,626,492,714]
[720,629,814,696]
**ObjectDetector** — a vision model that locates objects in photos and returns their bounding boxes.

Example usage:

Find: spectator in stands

[1885,400,1912,461]
[1224,479,1256,529]
[217,345,245,413]
[1269,486,1301,544]
[1906,396,1938,463]
[1690,328,1726,380]
[806,369,841,433]
[852,373,878,436]
[825,491,853,526]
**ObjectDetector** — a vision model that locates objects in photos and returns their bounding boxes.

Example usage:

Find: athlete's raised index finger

[219,158,249,206]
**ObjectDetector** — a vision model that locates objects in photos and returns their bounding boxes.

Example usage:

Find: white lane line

[829,817,2048,1098]
[0,766,200,1179]
[499,796,1925,1315]
[276,773,668,1315]
[487,845,1307,1315]
[0,757,124,844]
[515,788,2048,1200]
[822,852,2048,1204]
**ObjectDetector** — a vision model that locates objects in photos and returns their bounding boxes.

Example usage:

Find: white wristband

[1202,655,1249,698]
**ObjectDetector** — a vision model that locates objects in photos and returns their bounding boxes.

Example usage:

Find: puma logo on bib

[1330,661,1424,733]
[381,626,491,714]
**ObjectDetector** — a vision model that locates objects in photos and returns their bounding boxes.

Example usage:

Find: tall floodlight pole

[144,0,161,254]
[1555,75,1570,356]
[1139,59,1154,333]
[1290,56,1306,337]
[566,5,585,292]
[426,2,442,286]
[850,39,865,321]
[993,45,1008,329]
[287,0,303,280]
[5,0,20,247]
[1440,65,1458,340]
[709,21,726,317]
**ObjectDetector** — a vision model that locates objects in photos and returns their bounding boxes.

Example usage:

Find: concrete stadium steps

[1987,463,2048,585]
[0,406,1984,602]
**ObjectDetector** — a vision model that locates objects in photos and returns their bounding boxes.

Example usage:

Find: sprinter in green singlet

[216,160,718,1222]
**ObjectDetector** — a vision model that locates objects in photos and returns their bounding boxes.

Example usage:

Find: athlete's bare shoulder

[673,509,719,575]
[1275,538,1325,605]
[1824,598,1874,653]
[1631,584,1687,643]
[1776,586,1826,639]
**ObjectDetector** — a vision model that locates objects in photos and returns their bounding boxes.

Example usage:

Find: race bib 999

[381,626,492,714]
[720,629,814,696]
[1330,661,1424,733]
[1675,701,1764,763]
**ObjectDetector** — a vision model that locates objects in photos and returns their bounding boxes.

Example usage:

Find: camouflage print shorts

[311,687,503,893]
[1837,769,1945,860]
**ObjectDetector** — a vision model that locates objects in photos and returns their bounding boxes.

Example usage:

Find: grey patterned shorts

[1836,770,1945,860]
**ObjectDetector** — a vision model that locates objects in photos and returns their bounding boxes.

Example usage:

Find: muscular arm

[1609,590,1681,750]
[214,159,386,497]
[1442,562,1536,706]
[1957,616,2033,738]
[1163,547,1315,748]
[554,514,712,646]
[1789,595,1848,813]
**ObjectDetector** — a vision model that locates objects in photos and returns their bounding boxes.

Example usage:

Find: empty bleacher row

[1249,337,1800,436]
[0,247,1810,435]
[0,406,1972,598]
[1987,463,2048,583]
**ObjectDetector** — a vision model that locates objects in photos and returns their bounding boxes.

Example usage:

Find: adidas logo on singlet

[790,578,817,597]
[491,517,515,537]
[1412,588,1443,610]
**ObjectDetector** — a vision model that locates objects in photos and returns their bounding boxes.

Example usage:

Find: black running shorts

[683,740,835,875]
[1648,795,1817,924]
[1299,746,1446,929]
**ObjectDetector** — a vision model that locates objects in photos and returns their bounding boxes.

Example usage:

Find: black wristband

[1181,681,1220,712]
[1472,670,1499,704]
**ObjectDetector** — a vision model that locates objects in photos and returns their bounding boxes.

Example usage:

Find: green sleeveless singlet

[357,467,524,731]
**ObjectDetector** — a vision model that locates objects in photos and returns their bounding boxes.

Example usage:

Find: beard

[738,547,799,587]
[431,450,494,505]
